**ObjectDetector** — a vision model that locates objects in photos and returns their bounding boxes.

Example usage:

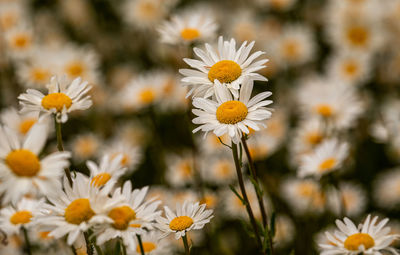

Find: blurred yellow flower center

[31,68,50,83]
[10,211,32,225]
[297,182,316,197]
[6,149,40,177]
[283,40,300,59]
[91,173,111,187]
[108,206,136,230]
[75,137,97,158]
[208,60,242,83]
[315,104,333,117]
[65,61,84,77]
[169,216,194,231]
[41,93,72,112]
[181,28,200,41]
[19,119,36,135]
[136,242,156,253]
[319,158,336,172]
[64,198,95,225]
[139,89,155,104]
[344,233,374,251]
[38,231,52,240]
[343,61,359,76]
[217,162,232,177]
[200,195,216,208]
[306,132,323,145]
[0,13,17,30]
[12,34,30,49]
[216,101,248,124]
[346,26,369,47]
[179,161,192,177]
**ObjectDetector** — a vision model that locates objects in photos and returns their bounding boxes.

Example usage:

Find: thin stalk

[136,234,145,255]
[84,231,94,255]
[182,234,190,255]
[241,137,274,254]
[231,142,264,253]
[22,227,32,255]
[121,238,127,255]
[55,119,73,186]
[94,243,104,255]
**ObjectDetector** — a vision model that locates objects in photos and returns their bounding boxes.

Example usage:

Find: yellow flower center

[346,26,369,47]
[64,198,95,225]
[139,89,155,104]
[306,132,323,145]
[75,137,97,158]
[217,162,232,177]
[136,242,156,253]
[108,206,136,230]
[65,61,84,77]
[342,61,359,77]
[180,28,200,41]
[318,158,336,172]
[179,161,192,177]
[12,34,31,49]
[41,93,73,112]
[0,13,17,30]
[169,216,194,231]
[208,60,242,83]
[38,231,52,240]
[315,104,333,117]
[5,149,40,177]
[344,233,375,251]
[216,101,248,124]
[30,68,50,83]
[297,183,316,197]
[91,173,111,187]
[282,40,300,60]
[200,195,217,208]
[10,211,32,225]
[19,119,36,135]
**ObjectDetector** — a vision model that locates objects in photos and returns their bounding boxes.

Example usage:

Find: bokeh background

[1,0,400,254]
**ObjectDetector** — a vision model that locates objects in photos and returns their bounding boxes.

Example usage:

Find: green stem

[94,243,104,255]
[182,234,190,255]
[231,142,264,253]
[55,119,73,187]
[241,136,274,254]
[22,227,32,255]
[84,231,94,255]
[121,238,127,255]
[136,234,145,255]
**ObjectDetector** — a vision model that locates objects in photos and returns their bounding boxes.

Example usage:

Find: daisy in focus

[158,9,217,45]
[87,154,127,189]
[18,76,92,123]
[319,215,400,255]
[180,36,268,98]
[192,78,272,144]
[156,201,213,239]
[0,122,70,203]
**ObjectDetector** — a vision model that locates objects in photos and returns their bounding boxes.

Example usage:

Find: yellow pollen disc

[297,183,316,197]
[315,104,333,117]
[282,40,300,59]
[208,60,242,83]
[91,173,111,187]
[41,93,72,112]
[5,149,40,177]
[19,119,36,135]
[1,13,17,30]
[346,26,369,47]
[64,198,95,225]
[342,61,359,76]
[136,242,156,253]
[306,132,323,145]
[179,161,192,177]
[108,206,136,230]
[216,100,248,124]
[10,211,32,225]
[12,34,30,49]
[217,162,231,177]
[200,195,216,208]
[169,216,194,231]
[38,231,52,240]
[180,28,200,41]
[319,158,336,172]
[31,68,50,83]
[65,61,84,77]
[75,138,97,158]
[130,223,141,228]
[139,89,155,104]
[344,233,375,251]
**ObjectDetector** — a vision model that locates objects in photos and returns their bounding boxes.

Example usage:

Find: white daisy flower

[18,76,92,123]
[192,78,272,144]
[0,198,44,235]
[158,9,217,45]
[4,25,34,59]
[131,231,171,255]
[0,2,27,31]
[123,0,169,30]
[69,133,102,162]
[38,173,121,245]
[87,154,127,188]
[327,182,367,217]
[273,215,295,248]
[298,138,349,179]
[180,36,268,98]
[200,156,236,185]
[165,152,195,187]
[320,215,400,255]
[156,201,213,239]
[373,168,400,209]
[0,122,70,204]
[93,181,161,251]
[101,138,141,170]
